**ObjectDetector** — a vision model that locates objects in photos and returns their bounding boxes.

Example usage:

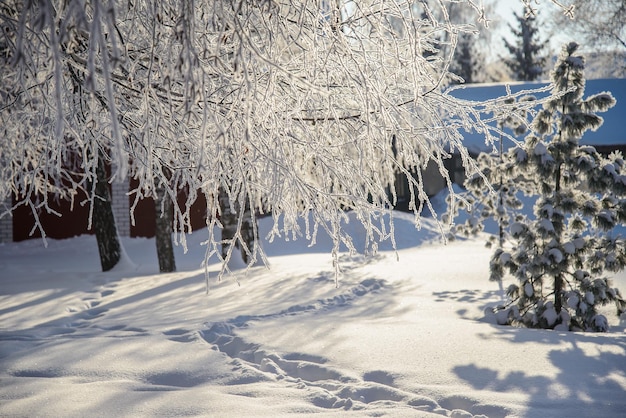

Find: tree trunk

[239,199,256,264]
[218,187,256,264]
[93,150,122,272]
[498,135,505,249]
[154,168,176,273]
[554,163,563,314]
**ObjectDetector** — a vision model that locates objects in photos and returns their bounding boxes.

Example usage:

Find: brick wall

[0,198,12,243]
[111,179,130,237]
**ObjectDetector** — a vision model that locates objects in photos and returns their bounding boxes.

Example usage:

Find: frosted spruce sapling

[491,43,626,331]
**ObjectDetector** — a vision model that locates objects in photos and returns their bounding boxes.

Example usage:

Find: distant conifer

[502,11,548,81]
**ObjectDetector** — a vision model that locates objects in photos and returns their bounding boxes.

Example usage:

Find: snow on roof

[449,78,626,154]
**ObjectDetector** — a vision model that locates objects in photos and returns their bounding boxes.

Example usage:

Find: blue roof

[448,79,626,153]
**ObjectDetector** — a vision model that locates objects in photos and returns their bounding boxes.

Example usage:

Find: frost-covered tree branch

[1,0,568,277]
[550,0,626,53]
[521,0,576,19]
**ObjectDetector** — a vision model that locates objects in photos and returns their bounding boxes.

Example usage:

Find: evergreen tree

[490,43,626,331]
[502,11,548,81]
[450,32,483,84]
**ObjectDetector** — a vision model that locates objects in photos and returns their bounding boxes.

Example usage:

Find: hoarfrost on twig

[1,0,563,280]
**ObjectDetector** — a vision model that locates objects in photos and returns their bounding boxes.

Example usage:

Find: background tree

[549,0,626,78]
[550,0,626,51]
[501,10,549,81]
[489,43,626,332]
[418,0,496,84]
[449,32,484,84]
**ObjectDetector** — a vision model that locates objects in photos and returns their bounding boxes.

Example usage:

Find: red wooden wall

[12,188,207,241]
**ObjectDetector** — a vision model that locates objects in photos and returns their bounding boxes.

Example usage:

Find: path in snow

[175,276,509,418]
[2,263,498,417]
[0,281,148,344]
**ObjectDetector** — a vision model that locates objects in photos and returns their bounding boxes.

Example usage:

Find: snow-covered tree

[549,0,626,78]
[550,0,626,52]
[447,95,537,249]
[501,10,548,81]
[418,0,496,84]
[0,1,123,270]
[0,1,581,275]
[92,149,124,271]
[489,43,626,332]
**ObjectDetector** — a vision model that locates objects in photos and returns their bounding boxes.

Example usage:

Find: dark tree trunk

[239,201,256,264]
[218,187,257,264]
[155,168,176,273]
[554,272,563,314]
[93,150,122,272]
[554,163,563,314]
[219,187,237,259]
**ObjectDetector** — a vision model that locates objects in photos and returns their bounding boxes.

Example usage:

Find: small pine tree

[490,43,626,331]
[502,11,548,81]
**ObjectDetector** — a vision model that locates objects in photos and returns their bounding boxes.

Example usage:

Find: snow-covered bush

[488,43,626,332]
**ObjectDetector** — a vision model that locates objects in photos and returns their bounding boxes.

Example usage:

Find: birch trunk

[155,168,176,273]
[218,187,256,264]
[93,150,122,271]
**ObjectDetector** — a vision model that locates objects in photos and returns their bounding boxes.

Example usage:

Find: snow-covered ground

[1,211,625,417]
